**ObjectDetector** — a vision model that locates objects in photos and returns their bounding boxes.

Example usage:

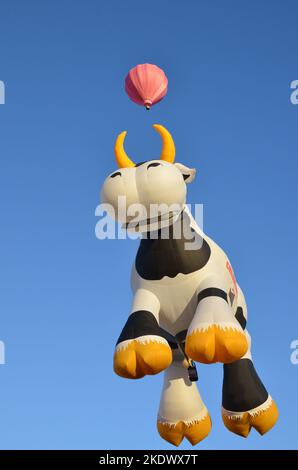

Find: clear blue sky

[0,0,297,450]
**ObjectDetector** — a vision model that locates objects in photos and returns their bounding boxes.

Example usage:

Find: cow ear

[175,163,196,184]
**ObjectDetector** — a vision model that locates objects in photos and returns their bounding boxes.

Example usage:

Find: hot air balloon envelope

[125,63,168,110]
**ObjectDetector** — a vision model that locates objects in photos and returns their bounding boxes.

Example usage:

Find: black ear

[175,163,196,184]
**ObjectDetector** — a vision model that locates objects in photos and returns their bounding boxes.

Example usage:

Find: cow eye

[110,171,121,178]
[147,162,161,169]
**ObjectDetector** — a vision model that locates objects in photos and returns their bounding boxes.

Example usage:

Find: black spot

[198,288,228,305]
[183,174,189,181]
[222,359,269,412]
[147,162,161,169]
[135,213,211,280]
[110,171,121,178]
[235,306,247,330]
[116,310,163,345]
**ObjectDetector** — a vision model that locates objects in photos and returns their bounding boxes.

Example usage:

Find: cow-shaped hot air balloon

[101,125,278,446]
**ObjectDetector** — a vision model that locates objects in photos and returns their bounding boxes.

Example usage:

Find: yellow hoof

[250,399,279,435]
[185,325,248,364]
[114,338,172,379]
[222,411,251,437]
[157,414,212,447]
[222,399,279,437]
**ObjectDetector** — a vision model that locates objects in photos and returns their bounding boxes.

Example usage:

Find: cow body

[102,124,278,446]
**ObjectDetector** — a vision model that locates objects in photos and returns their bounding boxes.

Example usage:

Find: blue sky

[0,0,297,450]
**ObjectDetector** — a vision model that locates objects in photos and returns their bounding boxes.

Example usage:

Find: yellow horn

[114,131,135,168]
[153,124,176,163]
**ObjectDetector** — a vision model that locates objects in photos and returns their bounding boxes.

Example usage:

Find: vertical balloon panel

[125,63,168,110]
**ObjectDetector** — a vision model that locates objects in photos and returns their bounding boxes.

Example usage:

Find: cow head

[101,124,196,232]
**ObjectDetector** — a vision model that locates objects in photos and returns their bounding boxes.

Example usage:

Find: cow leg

[185,278,248,364]
[222,287,278,437]
[157,349,211,447]
[114,288,172,379]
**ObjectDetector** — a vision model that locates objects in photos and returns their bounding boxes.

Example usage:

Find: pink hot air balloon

[125,63,168,110]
